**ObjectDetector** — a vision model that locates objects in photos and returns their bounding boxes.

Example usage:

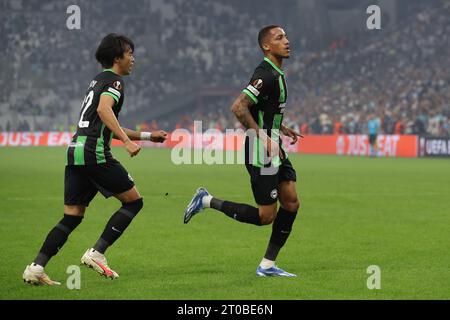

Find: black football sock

[210,198,261,226]
[34,214,83,267]
[264,207,297,261]
[93,198,143,254]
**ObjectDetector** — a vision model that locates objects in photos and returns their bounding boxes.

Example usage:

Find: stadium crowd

[168,1,450,136]
[284,1,450,137]
[1,0,449,137]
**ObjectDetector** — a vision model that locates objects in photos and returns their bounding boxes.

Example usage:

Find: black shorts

[369,134,377,145]
[245,158,297,205]
[64,159,135,206]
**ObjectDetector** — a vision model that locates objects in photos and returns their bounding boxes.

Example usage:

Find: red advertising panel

[0,132,73,146]
[0,132,418,158]
[298,135,417,157]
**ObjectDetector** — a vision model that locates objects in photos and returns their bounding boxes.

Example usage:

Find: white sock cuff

[260,258,275,269]
[202,195,213,208]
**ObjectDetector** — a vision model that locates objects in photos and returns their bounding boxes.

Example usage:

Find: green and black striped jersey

[66,69,125,166]
[242,57,288,167]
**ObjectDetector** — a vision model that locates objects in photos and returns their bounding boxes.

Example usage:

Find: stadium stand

[1,0,448,136]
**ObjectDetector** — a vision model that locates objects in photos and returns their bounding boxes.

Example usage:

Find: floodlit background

[1,0,449,300]
[1,0,448,136]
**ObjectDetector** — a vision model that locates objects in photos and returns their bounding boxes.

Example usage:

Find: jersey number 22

[78,90,94,128]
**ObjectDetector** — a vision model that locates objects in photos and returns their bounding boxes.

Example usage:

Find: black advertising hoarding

[419,137,450,158]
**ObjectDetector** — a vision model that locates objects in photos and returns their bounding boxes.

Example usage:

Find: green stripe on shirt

[101,92,119,103]
[278,76,286,103]
[243,89,258,104]
[74,136,87,165]
[96,124,106,164]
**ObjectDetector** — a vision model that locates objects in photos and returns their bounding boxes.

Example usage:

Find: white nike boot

[23,263,61,285]
[80,248,119,279]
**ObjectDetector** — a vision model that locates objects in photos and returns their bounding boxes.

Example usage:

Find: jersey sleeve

[100,78,124,104]
[242,68,275,104]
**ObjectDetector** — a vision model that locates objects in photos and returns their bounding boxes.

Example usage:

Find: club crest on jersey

[113,81,122,90]
[252,79,263,89]
[270,189,278,199]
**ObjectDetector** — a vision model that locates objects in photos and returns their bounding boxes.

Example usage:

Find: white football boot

[80,248,119,279]
[23,263,61,285]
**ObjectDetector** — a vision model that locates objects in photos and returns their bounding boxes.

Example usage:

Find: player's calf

[184,188,263,226]
[258,193,299,273]
[206,197,263,226]
[93,197,144,254]
[33,214,84,267]
[80,199,144,279]
[260,206,298,272]
[269,207,298,250]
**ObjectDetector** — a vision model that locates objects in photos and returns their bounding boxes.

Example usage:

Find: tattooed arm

[231,92,282,159]
[230,92,260,133]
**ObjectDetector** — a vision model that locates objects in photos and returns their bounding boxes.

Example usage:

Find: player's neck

[105,65,124,76]
[264,54,283,70]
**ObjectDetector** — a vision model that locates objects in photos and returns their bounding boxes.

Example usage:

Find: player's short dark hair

[95,33,134,68]
[258,25,281,51]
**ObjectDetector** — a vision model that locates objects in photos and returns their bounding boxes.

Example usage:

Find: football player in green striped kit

[184,26,303,277]
[23,33,167,285]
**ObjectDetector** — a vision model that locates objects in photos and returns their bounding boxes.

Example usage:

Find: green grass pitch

[1,147,449,299]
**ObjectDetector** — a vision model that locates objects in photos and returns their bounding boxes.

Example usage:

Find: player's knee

[64,205,86,217]
[122,197,144,217]
[283,198,300,212]
[260,215,275,225]
[291,198,300,212]
[259,208,277,225]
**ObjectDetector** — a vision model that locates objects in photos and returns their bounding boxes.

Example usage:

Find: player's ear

[114,54,124,65]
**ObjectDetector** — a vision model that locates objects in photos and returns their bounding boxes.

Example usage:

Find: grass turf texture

[0,147,449,299]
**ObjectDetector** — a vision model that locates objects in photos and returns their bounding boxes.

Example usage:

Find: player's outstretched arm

[281,124,304,145]
[97,94,141,157]
[115,128,168,143]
